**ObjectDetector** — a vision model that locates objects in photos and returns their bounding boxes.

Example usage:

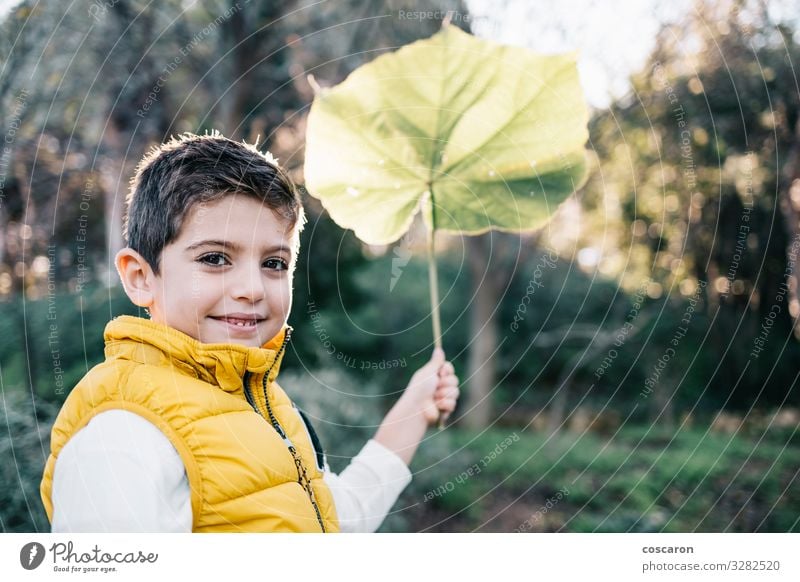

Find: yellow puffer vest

[40,315,339,533]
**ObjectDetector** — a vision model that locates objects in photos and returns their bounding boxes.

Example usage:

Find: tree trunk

[462,234,500,429]
[222,4,255,136]
[650,380,675,429]
[100,124,126,273]
[780,116,800,337]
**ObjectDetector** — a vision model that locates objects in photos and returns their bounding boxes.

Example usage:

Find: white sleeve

[323,439,412,533]
[51,409,192,533]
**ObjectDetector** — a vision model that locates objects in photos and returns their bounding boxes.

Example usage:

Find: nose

[228,264,266,304]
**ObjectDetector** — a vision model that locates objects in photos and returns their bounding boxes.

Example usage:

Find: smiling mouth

[210,316,264,327]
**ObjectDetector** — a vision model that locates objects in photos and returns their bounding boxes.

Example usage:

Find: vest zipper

[242,329,327,533]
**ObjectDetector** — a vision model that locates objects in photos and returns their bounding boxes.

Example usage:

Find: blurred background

[1,0,799,532]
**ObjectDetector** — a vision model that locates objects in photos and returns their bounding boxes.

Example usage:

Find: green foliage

[0,392,58,532]
[288,240,473,396]
[0,284,139,402]
[581,8,800,408]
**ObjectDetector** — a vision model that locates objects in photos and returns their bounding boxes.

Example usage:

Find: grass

[382,424,800,532]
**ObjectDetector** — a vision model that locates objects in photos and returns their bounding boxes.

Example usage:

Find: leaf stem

[426,224,442,351]
[425,207,448,430]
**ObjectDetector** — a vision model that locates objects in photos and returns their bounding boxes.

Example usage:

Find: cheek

[183,271,221,310]
[270,279,293,312]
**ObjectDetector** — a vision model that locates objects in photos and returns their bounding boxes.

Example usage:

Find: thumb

[419,348,444,374]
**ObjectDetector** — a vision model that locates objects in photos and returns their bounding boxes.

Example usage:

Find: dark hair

[124,131,305,273]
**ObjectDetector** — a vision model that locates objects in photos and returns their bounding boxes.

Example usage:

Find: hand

[373,347,461,465]
[404,348,460,426]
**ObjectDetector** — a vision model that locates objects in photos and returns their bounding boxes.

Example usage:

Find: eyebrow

[185,240,293,255]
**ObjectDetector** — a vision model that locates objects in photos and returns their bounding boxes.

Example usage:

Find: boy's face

[147,194,297,348]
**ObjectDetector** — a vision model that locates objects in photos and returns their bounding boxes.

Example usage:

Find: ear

[115,247,156,308]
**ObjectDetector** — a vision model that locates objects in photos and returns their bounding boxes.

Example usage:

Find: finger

[437,375,459,389]
[417,349,445,379]
[433,388,459,404]
[435,387,459,402]
[429,348,446,369]
[435,397,457,413]
[438,362,454,376]
[435,392,459,410]
[439,372,458,382]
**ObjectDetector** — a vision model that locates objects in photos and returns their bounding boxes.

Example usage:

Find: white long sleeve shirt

[51,409,412,533]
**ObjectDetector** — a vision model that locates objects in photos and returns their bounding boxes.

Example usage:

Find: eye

[264,257,289,271]
[197,252,230,266]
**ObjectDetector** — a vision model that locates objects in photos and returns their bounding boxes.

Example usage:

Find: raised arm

[323,349,459,532]
[373,348,460,465]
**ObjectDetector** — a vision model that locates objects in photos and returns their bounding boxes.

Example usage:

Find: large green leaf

[304,25,590,245]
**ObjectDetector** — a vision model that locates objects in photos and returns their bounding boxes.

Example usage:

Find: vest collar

[103,315,292,393]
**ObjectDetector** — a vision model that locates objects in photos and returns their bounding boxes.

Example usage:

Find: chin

[218,333,264,347]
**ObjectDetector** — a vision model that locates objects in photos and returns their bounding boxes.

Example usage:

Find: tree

[582,0,800,412]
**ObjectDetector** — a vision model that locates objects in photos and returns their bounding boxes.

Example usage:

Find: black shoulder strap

[295,406,327,471]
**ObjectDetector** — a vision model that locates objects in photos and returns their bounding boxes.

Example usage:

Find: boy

[40,132,460,532]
